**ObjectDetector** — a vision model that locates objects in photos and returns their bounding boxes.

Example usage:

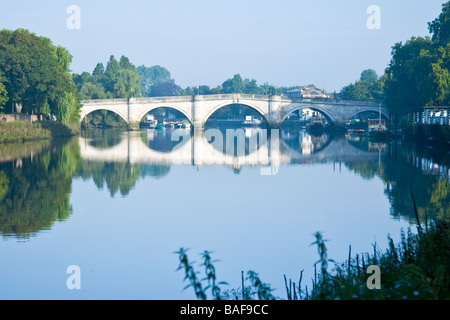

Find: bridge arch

[349,109,390,121]
[137,105,193,124]
[80,107,128,123]
[203,102,269,124]
[280,105,335,124]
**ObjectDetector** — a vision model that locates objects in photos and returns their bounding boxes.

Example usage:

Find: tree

[113,69,141,98]
[222,74,245,94]
[384,37,435,116]
[74,55,142,100]
[92,63,104,76]
[259,82,277,96]
[53,91,81,123]
[428,1,450,48]
[429,44,450,105]
[78,82,107,100]
[0,29,80,119]
[244,78,259,94]
[341,70,385,101]
[341,81,371,100]
[119,56,135,71]
[0,72,8,110]
[360,69,379,83]
[137,65,174,97]
[105,55,120,79]
[149,82,182,97]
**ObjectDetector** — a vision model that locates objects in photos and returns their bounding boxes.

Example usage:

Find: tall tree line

[73,55,142,100]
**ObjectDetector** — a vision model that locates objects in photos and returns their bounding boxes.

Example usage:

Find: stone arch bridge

[80,94,388,130]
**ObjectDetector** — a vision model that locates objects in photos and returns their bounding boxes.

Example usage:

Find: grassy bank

[0,121,80,143]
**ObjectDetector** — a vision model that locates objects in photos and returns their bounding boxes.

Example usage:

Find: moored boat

[306,117,324,135]
[182,120,191,129]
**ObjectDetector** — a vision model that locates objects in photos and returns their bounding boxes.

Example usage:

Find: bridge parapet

[81,98,128,104]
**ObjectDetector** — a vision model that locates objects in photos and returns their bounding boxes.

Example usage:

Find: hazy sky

[0,0,446,92]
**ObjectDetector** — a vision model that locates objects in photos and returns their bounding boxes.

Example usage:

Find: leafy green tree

[0,29,79,119]
[243,78,259,94]
[113,69,141,98]
[79,82,107,100]
[53,91,81,123]
[221,74,245,94]
[150,82,182,97]
[105,55,120,80]
[341,81,371,100]
[360,69,379,83]
[429,44,450,105]
[92,63,105,76]
[137,65,174,96]
[259,82,277,96]
[341,69,384,101]
[428,1,450,48]
[119,56,135,71]
[0,72,8,110]
[384,37,435,116]
[74,55,142,100]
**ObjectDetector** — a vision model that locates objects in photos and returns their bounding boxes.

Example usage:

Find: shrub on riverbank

[306,220,450,300]
[0,121,80,143]
[177,218,450,300]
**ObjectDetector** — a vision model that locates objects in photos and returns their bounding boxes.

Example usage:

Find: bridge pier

[127,121,140,131]
[193,120,205,131]
[267,121,283,129]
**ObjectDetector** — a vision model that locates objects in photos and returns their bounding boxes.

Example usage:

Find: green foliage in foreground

[175,248,275,300]
[176,217,450,300]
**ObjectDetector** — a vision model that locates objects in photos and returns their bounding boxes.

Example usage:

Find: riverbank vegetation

[176,215,450,300]
[0,121,80,144]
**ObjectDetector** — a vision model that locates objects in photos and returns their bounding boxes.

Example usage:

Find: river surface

[0,126,449,299]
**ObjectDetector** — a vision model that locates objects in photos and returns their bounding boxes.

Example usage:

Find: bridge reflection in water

[79,128,386,174]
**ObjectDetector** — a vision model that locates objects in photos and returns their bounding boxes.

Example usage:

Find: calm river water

[0,126,448,299]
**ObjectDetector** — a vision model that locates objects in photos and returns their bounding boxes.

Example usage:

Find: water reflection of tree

[141,164,171,179]
[78,161,141,197]
[82,128,126,149]
[345,142,450,222]
[77,162,171,197]
[0,138,80,238]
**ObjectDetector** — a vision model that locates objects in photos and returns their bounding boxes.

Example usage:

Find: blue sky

[0,0,446,91]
